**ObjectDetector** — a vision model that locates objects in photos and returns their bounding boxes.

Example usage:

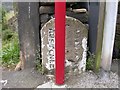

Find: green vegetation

[35,48,42,72]
[1,7,20,69]
[86,51,95,70]
[35,48,48,74]
[2,32,20,68]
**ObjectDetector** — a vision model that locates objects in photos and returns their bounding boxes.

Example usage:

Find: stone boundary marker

[41,16,88,73]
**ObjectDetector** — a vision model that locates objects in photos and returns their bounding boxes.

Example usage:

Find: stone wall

[39,2,88,28]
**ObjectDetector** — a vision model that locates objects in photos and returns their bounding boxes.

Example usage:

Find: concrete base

[37,80,67,88]
[98,68,110,82]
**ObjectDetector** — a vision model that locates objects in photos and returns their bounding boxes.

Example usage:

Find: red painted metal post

[55,1,66,85]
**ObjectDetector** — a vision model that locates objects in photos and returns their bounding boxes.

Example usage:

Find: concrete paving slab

[2,68,47,88]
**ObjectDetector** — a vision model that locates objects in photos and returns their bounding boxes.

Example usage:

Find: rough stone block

[66,11,88,23]
[39,6,54,14]
[40,2,54,6]
[40,14,50,23]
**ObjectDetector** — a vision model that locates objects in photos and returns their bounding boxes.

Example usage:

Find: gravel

[66,71,119,88]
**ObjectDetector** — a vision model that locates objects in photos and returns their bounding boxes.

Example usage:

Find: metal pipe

[101,0,118,71]
[55,1,66,85]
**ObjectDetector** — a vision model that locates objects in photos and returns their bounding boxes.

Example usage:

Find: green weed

[2,33,20,68]
[1,7,20,68]
[86,51,95,70]
[35,48,42,72]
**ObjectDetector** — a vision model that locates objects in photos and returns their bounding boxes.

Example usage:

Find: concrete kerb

[37,80,67,88]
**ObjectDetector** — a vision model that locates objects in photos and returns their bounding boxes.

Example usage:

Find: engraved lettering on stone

[46,28,55,70]
[41,17,88,72]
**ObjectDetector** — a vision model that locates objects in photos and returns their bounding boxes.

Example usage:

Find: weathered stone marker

[41,16,88,73]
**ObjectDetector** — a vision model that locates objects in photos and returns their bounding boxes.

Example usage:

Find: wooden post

[18,2,40,69]
[55,1,66,85]
[94,2,106,73]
